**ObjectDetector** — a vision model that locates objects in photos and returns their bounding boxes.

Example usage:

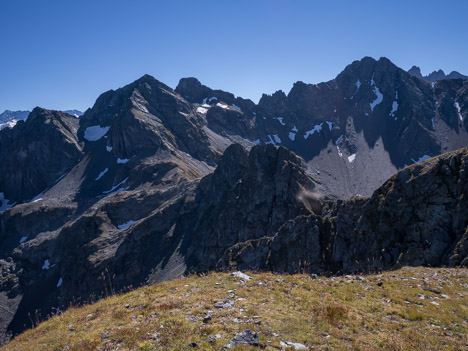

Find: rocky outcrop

[408,66,423,79]
[184,144,320,271]
[220,146,468,273]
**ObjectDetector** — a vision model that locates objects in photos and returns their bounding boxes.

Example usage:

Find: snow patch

[231,103,242,112]
[117,158,129,164]
[273,117,286,126]
[431,118,435,129]
[335,134,343,145]
[336,146,343,157]
[335,134,344,158]
[411,155,431,163]
[304,123,323,139]
[106,145,113,152]
[30,191,45,203]
[292,125,298,132]
[454,101,463,121]
[19,236,28,244]
[390,101,398,119]
[103,177,129,194]
[117,220,138,230]
[252,139,260,145]
[84,125,110,141]
[42,260,51,270]
[95,168,108,181]
[326,121,332,131]
[389,91,399,120]
[265,134,281,145]
[208,97,217,102]
[196,106,208,114]
[56,277,63,288]
[216,103,229,109]
[288,132,296,141]
[370,79,383,112]
[265,135,274,145]
[348,153,356,163]
[355,79,361,90]
[0,192,15,211]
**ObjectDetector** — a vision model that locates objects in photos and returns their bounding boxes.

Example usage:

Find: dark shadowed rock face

[220,146,468,274]
[184,144,320,272]
[0,108,83,202]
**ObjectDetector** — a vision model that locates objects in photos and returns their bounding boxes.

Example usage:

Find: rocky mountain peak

[408,65,423,78]
[337,56,400,84]
[408,66,468,82]
[175,77,212,104]
[257,90,288,116]
[0,108,82,202]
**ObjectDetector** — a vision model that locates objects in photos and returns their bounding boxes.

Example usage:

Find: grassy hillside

[2,267,467,350]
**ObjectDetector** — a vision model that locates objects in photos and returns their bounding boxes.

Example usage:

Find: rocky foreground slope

[2,267,467,351]
[222,146,468,274]
[0,57,467,344]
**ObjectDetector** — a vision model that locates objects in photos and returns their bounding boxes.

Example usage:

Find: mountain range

[0,110,83,131]
[0,56,467,344]
[408,65,468,82]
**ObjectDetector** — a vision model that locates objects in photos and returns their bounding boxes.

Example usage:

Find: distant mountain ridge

[0,111,30,131]
[408,65,468,82]
[0,109,83,130]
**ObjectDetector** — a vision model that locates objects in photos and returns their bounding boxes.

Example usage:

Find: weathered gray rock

[222,329,259,349]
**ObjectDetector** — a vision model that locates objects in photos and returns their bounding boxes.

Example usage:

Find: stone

[231,271,252,281]
[281,341,309,350]
[203,314,212,323]
[222,330,259,349]
[214,300,234,309]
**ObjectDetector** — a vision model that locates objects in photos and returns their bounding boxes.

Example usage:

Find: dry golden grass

[2,267,467,350]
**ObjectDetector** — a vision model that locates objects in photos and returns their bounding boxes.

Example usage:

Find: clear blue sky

[1,0,467,112]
